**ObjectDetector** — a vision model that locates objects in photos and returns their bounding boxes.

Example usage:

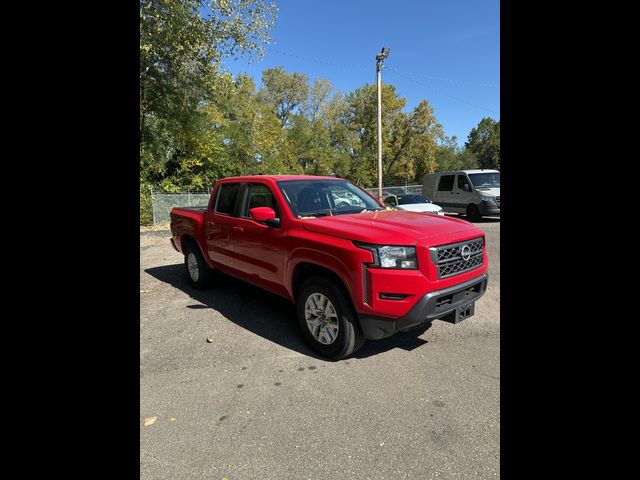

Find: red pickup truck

[170,175,488,359]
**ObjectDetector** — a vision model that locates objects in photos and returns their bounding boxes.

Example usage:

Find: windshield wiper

[298,209,334,218]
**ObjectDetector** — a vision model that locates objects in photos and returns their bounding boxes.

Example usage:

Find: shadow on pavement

[145,263,434,360]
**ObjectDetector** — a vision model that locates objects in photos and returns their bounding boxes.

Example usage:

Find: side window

[243,183,280,217]
[214,183,241,215]
[438,175,455,191]
[457,175,471,192]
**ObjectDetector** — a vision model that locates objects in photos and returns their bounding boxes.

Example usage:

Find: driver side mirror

[249,207,280,227]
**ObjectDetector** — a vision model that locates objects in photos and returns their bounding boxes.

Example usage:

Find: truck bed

[170,206,208,254]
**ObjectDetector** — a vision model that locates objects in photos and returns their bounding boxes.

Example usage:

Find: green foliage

[139,1,495,223]
[465,117,500,169]
[338,85,443,186]
[259,67,309,127]
[434,135,479,172]
[140,0,277,189]
[140,181,154,225]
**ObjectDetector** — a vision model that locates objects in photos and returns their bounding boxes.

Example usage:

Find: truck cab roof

[216,175,341,183]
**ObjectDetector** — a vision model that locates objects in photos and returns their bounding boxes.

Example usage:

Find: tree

[401,100,444,183]
[339,84,443,186]
[259,67,309,127]
[465,117,500,169]
[434,135,479,172]
[140,0,277,186]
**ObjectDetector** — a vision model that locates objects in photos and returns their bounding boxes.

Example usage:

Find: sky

[221,0,500,147]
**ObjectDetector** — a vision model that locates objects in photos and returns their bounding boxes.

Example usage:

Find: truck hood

[474,186,500,197]
[300,210,481,246]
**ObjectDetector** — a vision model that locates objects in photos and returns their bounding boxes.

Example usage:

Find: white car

[383,193,445,215]
[332,190,363,208]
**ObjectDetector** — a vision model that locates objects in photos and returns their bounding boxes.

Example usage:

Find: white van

[422,169,500,221]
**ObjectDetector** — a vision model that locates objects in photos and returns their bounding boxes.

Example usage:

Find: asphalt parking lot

[140,218,500,479]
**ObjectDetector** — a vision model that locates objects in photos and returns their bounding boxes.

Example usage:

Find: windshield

[397,194,429,205]
[468,172,500,188]
[277,179,384,217]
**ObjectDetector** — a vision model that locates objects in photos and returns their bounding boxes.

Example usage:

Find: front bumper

[358,273,489,339]
[479,200,500,216]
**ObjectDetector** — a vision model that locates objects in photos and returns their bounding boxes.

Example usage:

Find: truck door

[436,174,461,213]
[454,173,474,212]
[229,182,288,297]
[204,182,242,269]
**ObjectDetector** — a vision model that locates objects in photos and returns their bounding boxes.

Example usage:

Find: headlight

[481,195,495,203]
[355,243,418,269]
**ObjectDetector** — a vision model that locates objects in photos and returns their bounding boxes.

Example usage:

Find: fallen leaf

[206,337,213,343]
[170,417,176,422]
[379,442,384,447]
[140,290,149,293]
[143,416,157,426]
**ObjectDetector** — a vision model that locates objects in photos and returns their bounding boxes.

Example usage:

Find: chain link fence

[364,184,423,196]
[149,184,424,225]
[151,188,212,224]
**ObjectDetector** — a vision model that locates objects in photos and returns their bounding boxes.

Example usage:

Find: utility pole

[376,47,390,199]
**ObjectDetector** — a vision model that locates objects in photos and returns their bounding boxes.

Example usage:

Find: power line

[268,47,497,88]
[268,47,367,71]
[385,68,499,115]
[386,66,497,88]
[265,47,498,115]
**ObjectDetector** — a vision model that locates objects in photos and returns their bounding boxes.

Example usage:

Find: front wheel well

[292,263,351,303]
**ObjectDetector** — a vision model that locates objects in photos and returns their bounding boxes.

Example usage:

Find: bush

[140,182,153,225]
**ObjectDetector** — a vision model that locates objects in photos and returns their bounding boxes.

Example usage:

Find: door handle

[455,192,460,194]
[233,226,244,232]
[206,220,215,226]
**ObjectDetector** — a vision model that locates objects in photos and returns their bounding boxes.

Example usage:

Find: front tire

[184,241,210,289]
[296,276,365,360]
[466,204,482,222]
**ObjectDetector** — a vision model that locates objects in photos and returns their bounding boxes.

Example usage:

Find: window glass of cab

[243,183,280,217]
[214,183,241,215]
[457,175,472,192]
[438,175,455,191]
[383,195,397,206]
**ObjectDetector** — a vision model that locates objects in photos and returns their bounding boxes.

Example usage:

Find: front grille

[495,196,500,208]
[430,238,484,279]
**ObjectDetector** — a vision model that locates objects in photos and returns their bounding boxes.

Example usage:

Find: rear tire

[184,241,210,289]
[296,276,365,360]
[466,204,481,222]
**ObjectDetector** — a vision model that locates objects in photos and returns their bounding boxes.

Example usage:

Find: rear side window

[214,183,240,215]
[438,175,455,191]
